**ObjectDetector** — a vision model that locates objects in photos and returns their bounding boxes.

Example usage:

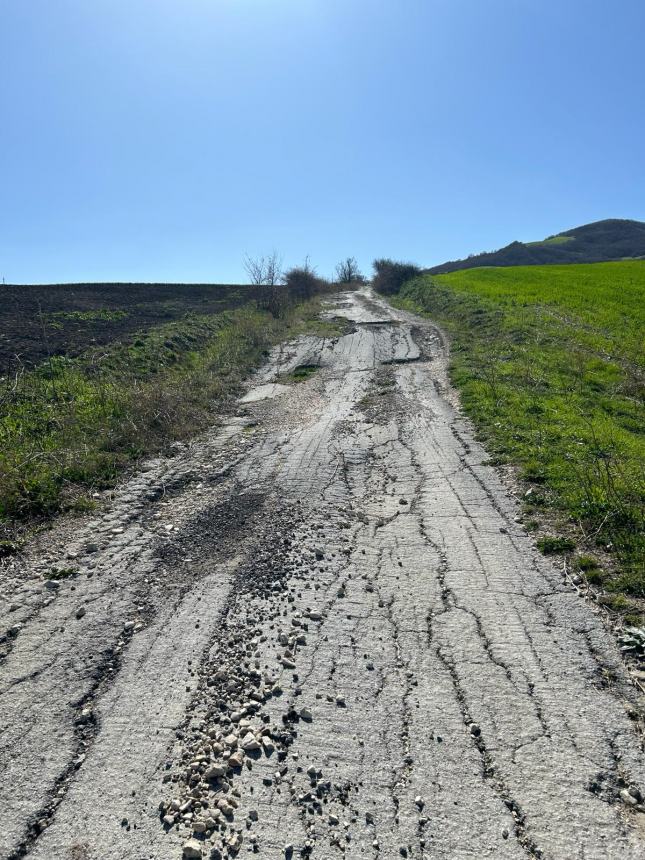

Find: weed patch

[537,536,576,555]
[576,555,600,572]
[51,309,129,323]
[44,567,79,581]
[289,364,320,382]
[0,297,330,532]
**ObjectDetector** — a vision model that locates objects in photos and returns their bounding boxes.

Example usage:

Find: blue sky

[1,0,644,284]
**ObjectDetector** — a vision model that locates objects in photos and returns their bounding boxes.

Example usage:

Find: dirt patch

[0,282,261,374]
[357,366,400,424]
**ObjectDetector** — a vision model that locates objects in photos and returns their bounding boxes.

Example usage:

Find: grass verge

[0,297,336,538]
[394,262,644,611]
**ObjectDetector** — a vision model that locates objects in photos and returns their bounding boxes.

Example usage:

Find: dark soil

[0,282,262,374]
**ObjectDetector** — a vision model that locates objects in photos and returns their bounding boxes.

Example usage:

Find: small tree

[264,251,282,287]
[243,251,283,286]
[243,251,287,317]
[335,257,363,285]
[243,254,265,286]
[256,281,290,318]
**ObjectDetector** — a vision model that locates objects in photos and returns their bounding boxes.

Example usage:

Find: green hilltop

[428,218,645,274]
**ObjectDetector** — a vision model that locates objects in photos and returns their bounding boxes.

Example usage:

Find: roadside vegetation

[372,258,421,295]
[380,261,644,613]
[0,281,263,375]
[0,267,344,544]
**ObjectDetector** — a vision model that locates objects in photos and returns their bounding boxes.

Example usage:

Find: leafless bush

[243,252,289,317]
[255,283,290,318]
[372,259,421,295]
[244,253,338,316]
[243,252,283,286]
[283,257,330,302]
[335,257,364,285]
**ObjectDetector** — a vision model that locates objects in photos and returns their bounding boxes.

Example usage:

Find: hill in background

[427,218,645,274]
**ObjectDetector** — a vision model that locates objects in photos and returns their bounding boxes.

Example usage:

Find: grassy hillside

[397,261,645,610]
[428,218,645,274]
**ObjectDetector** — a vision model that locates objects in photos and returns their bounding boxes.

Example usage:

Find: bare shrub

[372,259,421,295]
[334,257,364,285]
[243,252,289,317]
[283,257,330,302]
[256,283,290,318]
[243,251,283,286]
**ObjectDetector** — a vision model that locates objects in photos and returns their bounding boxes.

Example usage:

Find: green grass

[44,566,79,580]
[576,555,600,572]
[295,314,353,339]
[289,364,320,382]
[51,309,129,322]
[537,536,576,555]
[396,262,645,598]
[0,298,328,530]
[526,235,574,247]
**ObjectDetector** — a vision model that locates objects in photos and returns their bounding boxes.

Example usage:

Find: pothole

[285,364,320,383]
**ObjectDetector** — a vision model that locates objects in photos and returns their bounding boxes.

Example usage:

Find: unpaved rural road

[1,289,644,860]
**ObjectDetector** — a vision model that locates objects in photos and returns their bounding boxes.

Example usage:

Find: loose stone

[620,788,639,807]
[182,838,203,859]
[240,732,261,751]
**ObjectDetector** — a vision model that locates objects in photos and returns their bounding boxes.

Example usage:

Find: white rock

[240,732,261,751]
[620,788,638,807]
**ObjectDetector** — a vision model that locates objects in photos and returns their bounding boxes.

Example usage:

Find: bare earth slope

[1,290,643,860]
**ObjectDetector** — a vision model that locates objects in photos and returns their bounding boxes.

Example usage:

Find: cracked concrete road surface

[1,289,644,860]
